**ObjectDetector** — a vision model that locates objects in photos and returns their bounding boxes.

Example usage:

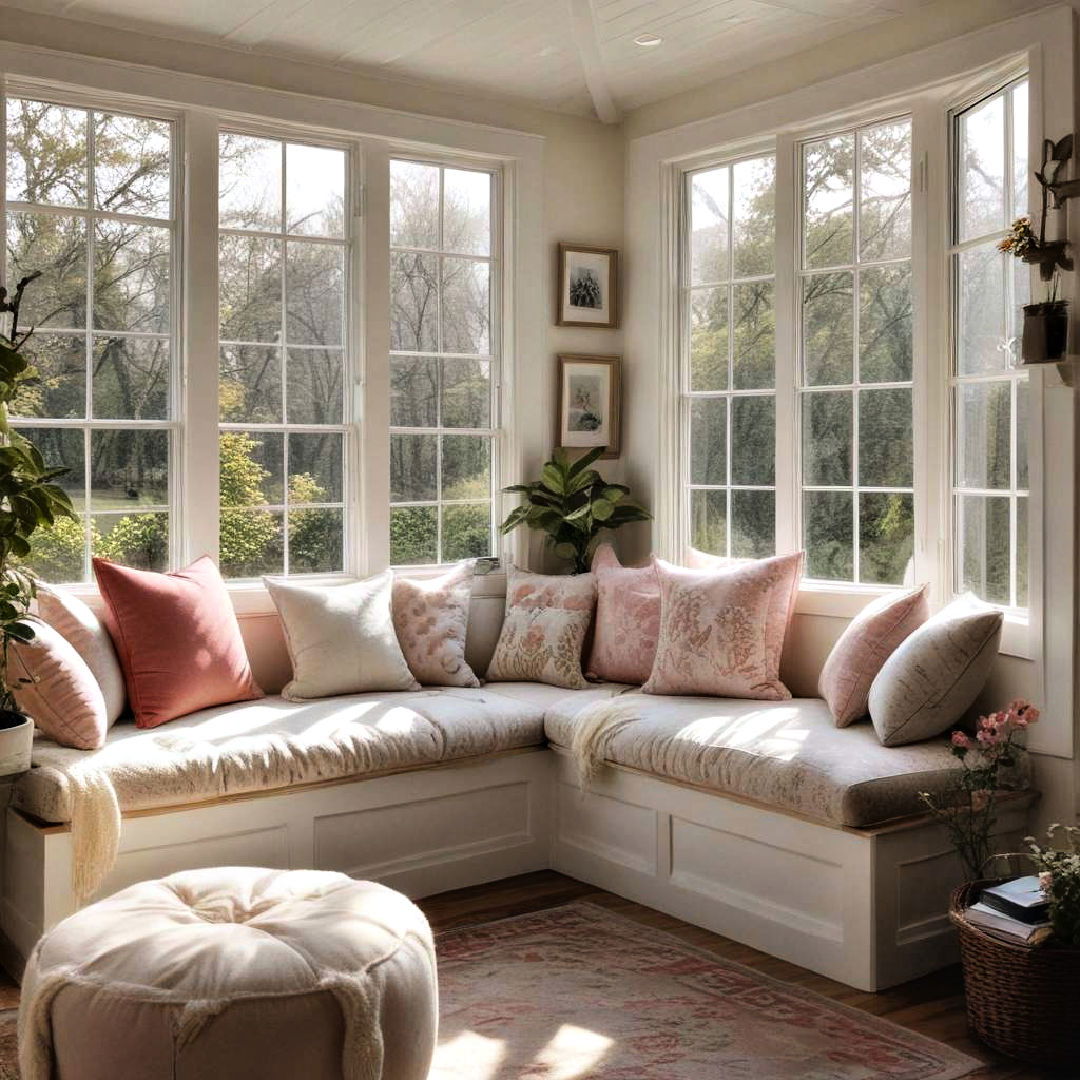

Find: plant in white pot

[0,273,77,773]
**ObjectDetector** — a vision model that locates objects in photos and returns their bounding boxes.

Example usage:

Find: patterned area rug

[431,903,980,1079]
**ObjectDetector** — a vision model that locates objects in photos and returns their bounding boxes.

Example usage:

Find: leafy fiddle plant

[499,446,651,573]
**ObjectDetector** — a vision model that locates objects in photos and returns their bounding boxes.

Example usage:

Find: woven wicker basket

[950,880,1080,1068]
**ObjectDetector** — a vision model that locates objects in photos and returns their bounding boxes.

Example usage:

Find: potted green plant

[499,446,651,573]
[0,273,77,774]
[999,220,1070,363]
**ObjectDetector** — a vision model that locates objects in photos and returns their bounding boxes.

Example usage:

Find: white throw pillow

[266,571,420,700]
[868,593,1003,747]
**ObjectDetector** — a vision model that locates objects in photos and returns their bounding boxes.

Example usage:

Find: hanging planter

[1021,300,1069,364]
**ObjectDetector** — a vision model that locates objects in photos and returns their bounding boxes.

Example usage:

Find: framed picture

[557,244,619,328]
[557,354,621,459]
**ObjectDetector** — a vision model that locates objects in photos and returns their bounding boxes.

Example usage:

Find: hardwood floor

[418,870,1060,1080]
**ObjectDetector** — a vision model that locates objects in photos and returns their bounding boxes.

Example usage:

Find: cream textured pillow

[37,585,126,726]
[643,553,803,700]
[819,585,929,727]
[868,594,1003,747]
[266,571,420,700]
[485,567,595,690]
[392,561,480,688]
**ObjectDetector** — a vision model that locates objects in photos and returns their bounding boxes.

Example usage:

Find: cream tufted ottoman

[18,867,438,1080]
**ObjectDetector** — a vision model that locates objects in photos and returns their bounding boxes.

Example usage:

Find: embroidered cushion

[585,544,660,685]
[8,618,109,750]
[643,552,804,700]
[868,593,1003,747]
[37,584,126,726]
[819,585,930,727]
[94,556,262,729]
[485,567,596,690]
[267,570,420,700]
[392,561,480,688]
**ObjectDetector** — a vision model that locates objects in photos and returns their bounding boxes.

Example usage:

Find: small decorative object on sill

[499,446,651,573]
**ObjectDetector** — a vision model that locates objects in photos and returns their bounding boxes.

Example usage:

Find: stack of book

[964,876,1053,945]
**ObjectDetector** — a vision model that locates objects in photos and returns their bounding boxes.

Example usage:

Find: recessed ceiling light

[633,33,663,48]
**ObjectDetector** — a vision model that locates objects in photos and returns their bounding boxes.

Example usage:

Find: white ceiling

[9,0,937,119]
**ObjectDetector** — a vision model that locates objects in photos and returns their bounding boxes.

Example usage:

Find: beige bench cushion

[544,692,974,828]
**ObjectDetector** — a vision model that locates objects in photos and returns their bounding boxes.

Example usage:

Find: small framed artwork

[557,354,621,458]
[557,243,619,328]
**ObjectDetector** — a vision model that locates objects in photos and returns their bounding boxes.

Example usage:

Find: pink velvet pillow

[586,544,660,684]
[643,552,804,700]
[8,618,108,749]
[819,584,929,727]
[94,556,262,729]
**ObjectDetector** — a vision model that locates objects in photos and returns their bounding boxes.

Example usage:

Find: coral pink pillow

[8,618,109,749]
[819,585,929,727]
[586,544,660,684]
[94,556,262,729]
[643,552,804,700]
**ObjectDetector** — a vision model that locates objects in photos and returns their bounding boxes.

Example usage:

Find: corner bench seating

[0,589,1034,993]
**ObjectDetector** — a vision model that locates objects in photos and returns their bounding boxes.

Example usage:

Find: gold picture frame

[556,243,619,329]
[556,354,621,459]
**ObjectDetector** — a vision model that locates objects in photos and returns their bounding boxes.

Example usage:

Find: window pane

[95,112,171,218]
[93,221,170,333]
[731,489,774,558]
[859,387,912,487]
[286,143,345,238]
[90,428,168,508]
[391,252,437,352]
[7,99,87,207]
[733,156,774,277]
[1016,377,1029,490]
[803,135,854,269]
[391,433,437,502]
[957,382,1010,489]
[94,512,168,572]
[220,430,284,507]
[390,160,439,249]
[690,287,728,391]
[287,348,343,425]
[390,355,437,428]
[442,434,490,500]
[441,257,489,354]
[804,490,853,580]
[442,503,491,560]
[859,265,912,382]
[803,272,853,385]
[731,396,774,485]
[93,337,169,420]
[732,281,774,389]
[219,235,282,343]
[802,391,851,486]
[860,492,913,585]
[442,358,490,428]
[219,133,281,231]
[220,345,282,423]
[957,245,1006,375]
[11,334,85,419]
[289,431,342,503]
[14,425,84,508]
[444,169,490,256]
[23,516,86,583]
[690,489,726,556]
[1011,83,1028,218]
[958,494,1010,604]
[390,506,438,565]
[8,212,88,329]
[690,398,726,485]
[220,509,284,578]
[289,508,343,573]
[285,242,343,346]
[859,120,911,261]
[959,94,1005,242]
[1017,496,1028,607]
[690,168,729,285]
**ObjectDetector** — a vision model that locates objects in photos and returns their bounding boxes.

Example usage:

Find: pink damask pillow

[643,552,804,700]
[586,544,660,684]
[486,567,596,690]
[819,584,929,727]
[392,561,480,688]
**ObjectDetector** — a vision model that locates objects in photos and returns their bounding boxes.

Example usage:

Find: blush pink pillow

[819,584,929,727]
[586,544,660,684]
[8,618,108,749]
[643,552,804,700]
[94,556,262,729]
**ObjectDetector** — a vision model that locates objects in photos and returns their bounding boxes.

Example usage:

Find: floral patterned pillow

[643,553,804,700]
[586,544,660,685]
[486,567,596,690]
[392,561,480,688]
